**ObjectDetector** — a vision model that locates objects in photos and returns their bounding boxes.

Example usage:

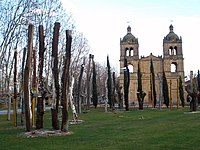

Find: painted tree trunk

[179,76,185,108]
[6,67,11,121]
[7,56,14,120]
[69,77,78,120]
[31,47,37,127]
[13,49,17,127]
[51,22,60,130]
[116,79,123,109]
[137,62,146,110]
[61,30,72,132]
[36,25,45,129]
[86,54,93,110]
[24,24,34,132]
[21,47,26,126]
[78,59,85,113]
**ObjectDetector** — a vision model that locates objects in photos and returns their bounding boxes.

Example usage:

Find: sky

[61,0,200,77]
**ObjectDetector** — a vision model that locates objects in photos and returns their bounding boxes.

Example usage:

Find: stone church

[119,24,185,105]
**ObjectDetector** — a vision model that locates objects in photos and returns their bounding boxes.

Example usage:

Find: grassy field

[0,107,200,150]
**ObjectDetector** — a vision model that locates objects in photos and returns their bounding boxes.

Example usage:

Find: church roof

[164,24,181,42]
[121,26,138,43]
[141,53,162,61]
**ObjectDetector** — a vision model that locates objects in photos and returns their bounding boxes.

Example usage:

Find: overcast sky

[62,0,200,76]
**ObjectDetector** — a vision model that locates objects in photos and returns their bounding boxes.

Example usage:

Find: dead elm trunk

[24,24,34,132]
[13,49,17,127]
[61,30,72,132]
[51,22,60,130]
[36,25,45,129]
[86,54,93,110]
[77,59,85,113]
[21,47,26,126]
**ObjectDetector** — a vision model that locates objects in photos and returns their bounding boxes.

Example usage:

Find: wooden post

[13,49,17,127]
[24,24,34,132]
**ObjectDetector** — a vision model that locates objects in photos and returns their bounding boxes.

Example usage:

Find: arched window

[173,46,177,55]
[128,64,134,73]
[168,46,173,55]
[171,62,177,72]
[130,47,134,56]
[125,48,129,56]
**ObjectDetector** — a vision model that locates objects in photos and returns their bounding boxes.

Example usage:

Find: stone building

[119,25,185,105]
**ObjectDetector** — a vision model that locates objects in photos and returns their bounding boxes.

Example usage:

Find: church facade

[119,25,185,105]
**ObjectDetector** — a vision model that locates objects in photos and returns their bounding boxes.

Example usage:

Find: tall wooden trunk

[61,30,72,132]
[36,25,45,129]
[51,22,60,130]
[24,24,34,132]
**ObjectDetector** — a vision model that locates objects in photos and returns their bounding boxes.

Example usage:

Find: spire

[169,24,174,33]
[127,26,131,33]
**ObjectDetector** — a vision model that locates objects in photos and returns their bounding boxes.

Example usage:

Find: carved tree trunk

[36,25,45,129]
[51,22,60,130]
[116,79,123,109]
[86,54,93,110]
[24,24,34,132]
[31,47,37,128]
[78,59,85,113]
[61,30,72,132]
[13,49,17,127]
[21,47,26,126]
[137,62,146,110]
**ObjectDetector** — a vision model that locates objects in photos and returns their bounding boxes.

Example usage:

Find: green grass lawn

[1,107,200,150]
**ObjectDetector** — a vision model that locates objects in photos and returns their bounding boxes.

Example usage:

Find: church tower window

[128,63,134,73]
[171,62,177,72]
[130,47,134,56]
[169,46,173,55]
[125,47,129,56]
[173,46,177,55]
